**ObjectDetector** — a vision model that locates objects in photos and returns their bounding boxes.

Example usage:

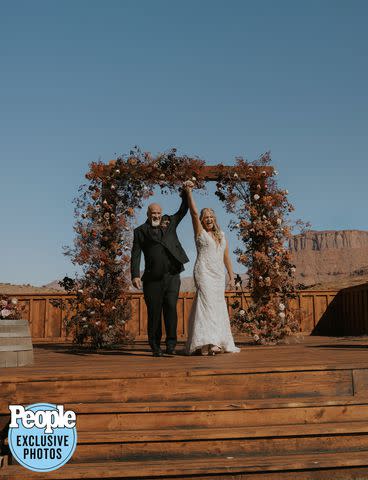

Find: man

[131,191,189,356]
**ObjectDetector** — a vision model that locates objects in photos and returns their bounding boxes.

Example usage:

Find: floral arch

[61,148,299,348]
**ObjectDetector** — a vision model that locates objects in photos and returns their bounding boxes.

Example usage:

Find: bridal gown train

[185,229,240,354]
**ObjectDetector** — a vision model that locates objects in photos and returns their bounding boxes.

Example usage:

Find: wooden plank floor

[2,336,368,479]
[2,335,368,383]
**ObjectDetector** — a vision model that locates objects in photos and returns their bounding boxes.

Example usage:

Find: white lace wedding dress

[185,229,240,354]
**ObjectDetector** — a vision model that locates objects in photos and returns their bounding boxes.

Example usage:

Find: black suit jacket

[130,195,189,282]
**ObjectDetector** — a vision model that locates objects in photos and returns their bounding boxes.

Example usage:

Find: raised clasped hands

[183,180,195,192]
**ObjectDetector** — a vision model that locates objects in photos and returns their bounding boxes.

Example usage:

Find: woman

[184,182,240,356]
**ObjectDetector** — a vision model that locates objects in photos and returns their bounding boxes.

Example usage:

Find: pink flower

[1,309,11,318]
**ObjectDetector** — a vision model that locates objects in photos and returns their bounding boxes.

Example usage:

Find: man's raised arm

[170,190,189,227]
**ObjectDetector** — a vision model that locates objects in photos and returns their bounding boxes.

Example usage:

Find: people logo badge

[8,403,77,472]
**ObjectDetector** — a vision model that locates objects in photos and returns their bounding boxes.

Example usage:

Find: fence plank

[6,285,368,342]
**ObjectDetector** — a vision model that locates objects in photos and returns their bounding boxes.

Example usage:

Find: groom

[131,191,189,356]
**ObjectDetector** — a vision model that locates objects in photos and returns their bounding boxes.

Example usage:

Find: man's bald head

[147,203,162,227]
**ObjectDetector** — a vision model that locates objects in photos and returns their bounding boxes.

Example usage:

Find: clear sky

[1,0,367,286]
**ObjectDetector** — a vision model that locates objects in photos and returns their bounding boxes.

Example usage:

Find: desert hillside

[290,230,368,288]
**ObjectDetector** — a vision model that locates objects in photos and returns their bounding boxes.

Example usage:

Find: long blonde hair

[200,208,222,245]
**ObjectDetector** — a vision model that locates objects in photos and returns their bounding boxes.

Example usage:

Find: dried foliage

[215,153,300,344]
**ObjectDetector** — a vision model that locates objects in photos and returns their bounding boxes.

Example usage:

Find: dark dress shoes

[166,347,176,355]
[152,348,163,357]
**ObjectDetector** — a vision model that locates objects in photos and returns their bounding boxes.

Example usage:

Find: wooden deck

[2,336,368,479]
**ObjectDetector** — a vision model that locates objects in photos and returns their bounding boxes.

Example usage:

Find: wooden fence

[8,285,368,343]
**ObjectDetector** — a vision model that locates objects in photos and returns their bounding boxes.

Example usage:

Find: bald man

[130,191,189,356]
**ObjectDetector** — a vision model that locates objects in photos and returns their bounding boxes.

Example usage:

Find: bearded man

[131,191,189,356]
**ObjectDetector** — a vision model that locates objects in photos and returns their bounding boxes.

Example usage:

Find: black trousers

[143,273,180,351]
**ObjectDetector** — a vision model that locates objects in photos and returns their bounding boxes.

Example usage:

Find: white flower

[235,223,240,228]
[112,306,117,310]
[262,215,266,220]
[111,185,116,190]
[262,170,266,175]
[11,298,18,305]
[95,321,100,325]
[259,276,263,280]
[77,289,84,294]
[83,324,88,328]
[279,312,286,319]
[253,194,260,201]
[1,300,8,307]
[159,173,165,179]
[82,317,87,321]
[108,325,113,329]
[291,267,296,273]
[90,311,95,315]
[276,218,282,225]
[1,309,11,318]
[239,309,245,316]
[279,303,285,311]
[115,169,120,174]
[233,173,238,179]
[253,334,260,341]
[192,176,197,181]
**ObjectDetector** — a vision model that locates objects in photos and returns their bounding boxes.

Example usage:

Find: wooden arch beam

[200,165,274,181]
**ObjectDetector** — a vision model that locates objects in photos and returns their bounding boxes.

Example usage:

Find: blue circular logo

[8,403,77,472]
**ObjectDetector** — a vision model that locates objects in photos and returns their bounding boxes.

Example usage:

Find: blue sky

[1,0,367,286]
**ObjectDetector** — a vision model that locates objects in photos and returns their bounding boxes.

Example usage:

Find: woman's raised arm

[183,182,202,238]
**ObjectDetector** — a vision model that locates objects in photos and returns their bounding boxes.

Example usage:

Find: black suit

[131,195,189,351]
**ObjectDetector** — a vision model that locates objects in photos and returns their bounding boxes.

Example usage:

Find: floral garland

[215,153,300,344]
[61,148,205,348]
[62,148,298,348]
[0,296,23,319]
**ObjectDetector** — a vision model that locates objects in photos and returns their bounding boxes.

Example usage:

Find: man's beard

[151,219,161,227]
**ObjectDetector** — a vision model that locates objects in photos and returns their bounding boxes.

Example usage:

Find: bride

[183,182,240,356]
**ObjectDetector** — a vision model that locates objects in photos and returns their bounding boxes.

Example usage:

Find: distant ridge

[2,230,368,295]
[290,229,368,288]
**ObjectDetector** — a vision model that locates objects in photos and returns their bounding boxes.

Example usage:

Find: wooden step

[75,421,368,443]
[0,368,355,405]
[64,394,367,413]
[3,450,368,479]
[71,427,368,463]
[75,403,368,432]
